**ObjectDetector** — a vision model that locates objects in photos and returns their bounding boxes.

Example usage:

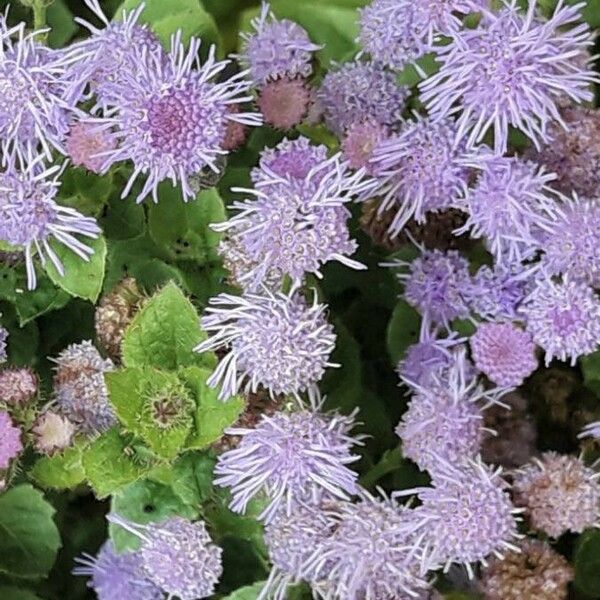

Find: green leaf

[44,235,107,302]
[386,300,421,366]
[0,484,61,579]
[29,445,86,490]
[82,428,152,498]
[179,366,245,450]
[115,0,220,48]
[581,351,600,397]
[147,185,226,262]
[574,529,600,597]
[122,282,217,370]
[13,276,71,326]
[396,53,439,87]
[107,368,195,460]
[222,582,267,600]
[58,168,114,217]
[0,587,42,600]
[47,0,77,48]
[100,196,146,241]
[109,479,199,552]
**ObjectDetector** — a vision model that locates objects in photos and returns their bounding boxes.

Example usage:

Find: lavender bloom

[74,541,163,600]
[513,452,600,537]
[420,1,597,154]
[470,323,538,388]
[0,21,85,159]
[53,341,116,435]
[0,323,7,364]
[318,61,409,135]
[342,120,389,173]
[214,145,372,289]
[66,121,116,174]
[454,156,558,265]
[406,459,522,577]
[73,0,162,105]
[33,411,76,456]
[370,116,471,235]
[302,493,431,600]
[389,249,472,328]
[107,516,223,600]
[195,291,337,400]
[466,265,528,321]
[396,349,500,474]
[215,409,361,522]
[91,34,261,202]
[257,76,311,129]
[520,277,600,366]
[239,2,321,85]
[579,421,600,440]
[0,409,22,469]
[540,195,600,286]
[359,0,485,71]
[262,503,335,599]
[0,367,38,406]
[0,154,100,289]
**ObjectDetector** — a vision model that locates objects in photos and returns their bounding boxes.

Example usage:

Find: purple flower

[195,291,337,400]
[66,121,117,174]
[73,0,162,105]
[214,409,361,522]
[408,459,522,577]
[420,1,597,154]
[370,116,471,235]
[214,144,372,289]
[302,493,431,599]
[91,34,261,202]
[0,323,7,364]
[107,516,223,600]
[257,76,311,129]
[359,0,484,71]
[342,120,389,173]
[53,340,116,435]
[396,349,499,473]
[262,502,336,599]
[455,156,558,265]
[0,154,101,289]
[0,409,22,469]
[466,265,529,321]
[540,195,600,286]
[470,322,538,388]
[397,323,465,389]
[74,541,163,600]
[513,452,600,538]
[238,2,321,85]
[0,21,85,159]
[520,277,600,366]
[389,249,472,328]
[579,421,600,440]
[318,61,409,135]
[0,367,37,406]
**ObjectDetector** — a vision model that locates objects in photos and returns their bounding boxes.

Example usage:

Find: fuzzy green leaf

[386,300,421,366]
[574,529,600,597]
[179,366,245,450]
[29,445,86,490]
[122,282,217,370]
[0,485,61,579]
[44,235,107,302]
[82,429,152,498]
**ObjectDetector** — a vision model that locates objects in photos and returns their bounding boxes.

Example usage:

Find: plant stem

[32,0,49,42]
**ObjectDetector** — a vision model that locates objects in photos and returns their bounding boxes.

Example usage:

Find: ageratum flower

[420,1,597,154]
[513,452,600,538]
[195,291,337,400]
[53,341,116,435]
[455,156,558,265]
[214,142,372,289]
[342,120,389,173]
[32,411,76,456]
[66,121,117,174]
[407,458,522,577]
[107,516,222,600]
[215,409,361,522]
[0,409,22,469]
[396,349,500,473]
[302,493,431,600]
[579,421,600,440]
[370,116,471,235]
[0,323,7,363]
[540,195,600,286]
[520,277,600,365]
[470,323,538,388]
[0,20,85,159]
[92,34,261,202]
[0,154,100,289]
[318,61,409,135]
[74,541,163,600]
[388,249,472,328]
[0,367,38,406]
[359,0,485,71]
[257,76,311,129]
[238,2,321,85]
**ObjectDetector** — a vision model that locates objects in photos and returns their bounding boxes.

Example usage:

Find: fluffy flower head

[0,367,37,406]
[66,121,117,174]
[215,409,361,522]
[0,410,22,469]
